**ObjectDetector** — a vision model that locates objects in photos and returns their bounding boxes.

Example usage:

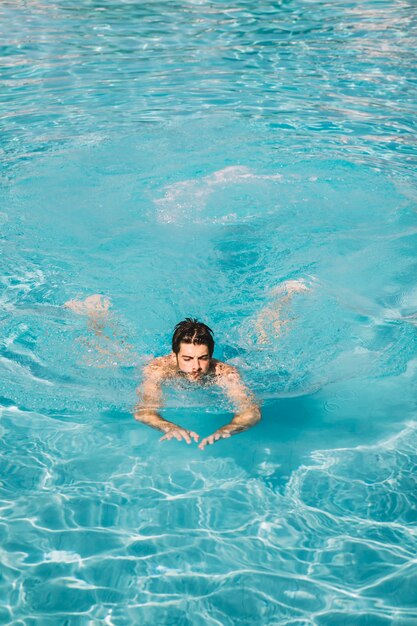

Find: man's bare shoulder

[213,360,258,408]
[143,354,177,380]
[212,360,240,381]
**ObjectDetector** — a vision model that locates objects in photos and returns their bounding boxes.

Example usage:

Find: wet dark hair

[172,318,215,357]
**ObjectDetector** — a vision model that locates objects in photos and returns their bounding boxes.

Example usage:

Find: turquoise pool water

[1,1,417,624]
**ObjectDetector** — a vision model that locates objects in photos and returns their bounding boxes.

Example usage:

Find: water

[1,1,417,624]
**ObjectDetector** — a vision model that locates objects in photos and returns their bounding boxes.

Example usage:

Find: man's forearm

[134,408,200,444]
[218,406,261,435]
[134,408,175,433]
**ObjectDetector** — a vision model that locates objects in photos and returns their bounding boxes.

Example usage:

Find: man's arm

[199,366,261,450]
[134,361,199,444]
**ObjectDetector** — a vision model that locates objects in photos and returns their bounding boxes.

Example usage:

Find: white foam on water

[154,166,284,223]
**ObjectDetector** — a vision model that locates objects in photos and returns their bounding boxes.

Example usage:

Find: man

[134,318,261,450]
[66,279,310,449]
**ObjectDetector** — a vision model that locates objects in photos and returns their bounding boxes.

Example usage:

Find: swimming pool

[1,0,417,624]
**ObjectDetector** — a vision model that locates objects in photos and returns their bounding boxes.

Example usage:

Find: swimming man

[65,279,310,449]
[134,318,261,450]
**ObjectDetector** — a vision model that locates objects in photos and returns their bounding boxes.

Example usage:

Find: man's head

[172,318,214,380]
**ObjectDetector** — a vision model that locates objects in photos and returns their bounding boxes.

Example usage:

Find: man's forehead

[178,342,209,356]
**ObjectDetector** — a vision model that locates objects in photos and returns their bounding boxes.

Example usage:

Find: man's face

[176,342,211,380]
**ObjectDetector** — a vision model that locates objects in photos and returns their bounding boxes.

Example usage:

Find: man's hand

[160,426,200,444]
[198,429,231,450]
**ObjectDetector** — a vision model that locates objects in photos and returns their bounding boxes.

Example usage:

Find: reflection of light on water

[2,403,416,622]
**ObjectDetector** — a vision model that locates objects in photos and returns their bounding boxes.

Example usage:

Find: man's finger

[160,429,198,444]
[181,431,191,444]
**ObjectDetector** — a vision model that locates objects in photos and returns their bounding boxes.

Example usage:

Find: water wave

[1,405,416,624]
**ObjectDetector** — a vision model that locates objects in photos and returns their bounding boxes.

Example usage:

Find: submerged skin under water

[1,0,417,624]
